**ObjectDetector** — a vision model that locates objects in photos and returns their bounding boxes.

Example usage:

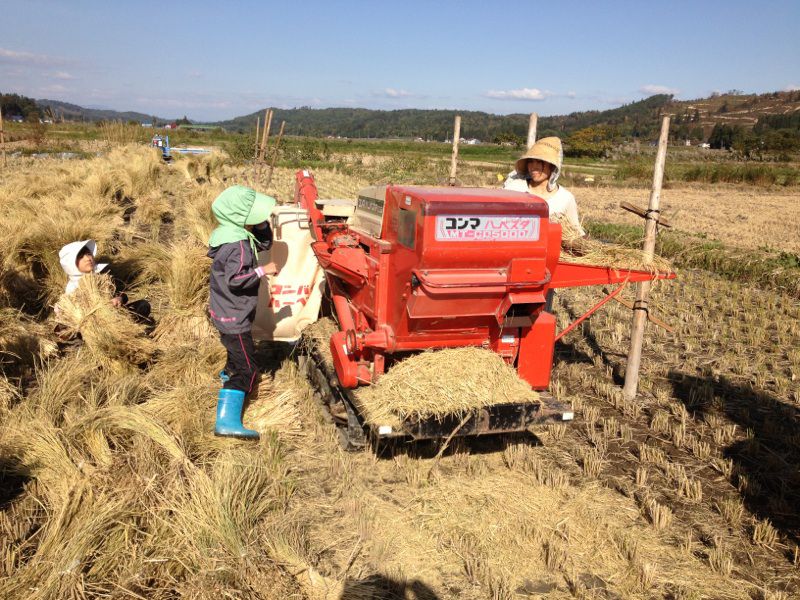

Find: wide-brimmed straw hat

[514,136,563,190]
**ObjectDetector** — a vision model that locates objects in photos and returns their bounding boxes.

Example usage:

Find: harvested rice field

[1,146,799,599]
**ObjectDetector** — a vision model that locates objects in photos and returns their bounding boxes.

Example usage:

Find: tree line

[0,94,41,121]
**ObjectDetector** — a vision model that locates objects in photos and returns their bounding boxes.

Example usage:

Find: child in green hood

[207,185,278,440]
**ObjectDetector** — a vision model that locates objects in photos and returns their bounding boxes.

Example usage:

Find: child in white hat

[58,239,151,321]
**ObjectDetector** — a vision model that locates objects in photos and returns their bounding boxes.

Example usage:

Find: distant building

[141,122,153,128]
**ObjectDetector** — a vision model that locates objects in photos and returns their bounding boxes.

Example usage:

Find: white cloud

[784,84,800,92]
[38,83,70,94]
[485,88,549,101]
[0,47,68,66]
[381,87,412,98]
[566,91,576,98]
[639,84,680,95]
[52,71,75,80]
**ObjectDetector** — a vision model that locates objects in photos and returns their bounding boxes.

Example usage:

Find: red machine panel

[295,170,673,392]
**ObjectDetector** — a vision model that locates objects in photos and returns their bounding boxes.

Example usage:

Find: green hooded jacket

[208,186,276,256]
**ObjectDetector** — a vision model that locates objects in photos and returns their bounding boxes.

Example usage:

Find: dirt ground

[1,150,799,599]
[576,184,800,253]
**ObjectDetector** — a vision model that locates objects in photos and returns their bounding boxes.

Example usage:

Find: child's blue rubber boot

[219,370,230,384]
[214,388,259,440]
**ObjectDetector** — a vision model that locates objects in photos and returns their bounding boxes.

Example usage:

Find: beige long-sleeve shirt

[503,174,585,236]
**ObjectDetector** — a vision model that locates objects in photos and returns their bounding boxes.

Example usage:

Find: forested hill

[213,91,800,143]
[36,99,170,124]
[213,95,675,141]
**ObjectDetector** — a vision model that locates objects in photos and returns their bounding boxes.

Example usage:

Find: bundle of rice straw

[355,347,539,426]
[54,274,155,366]
[300,317,338,371]
[244,375,303,437]
[152,311,216,345]
[0,376,18,412]
[0,308,58,367]
[556,215,672,274]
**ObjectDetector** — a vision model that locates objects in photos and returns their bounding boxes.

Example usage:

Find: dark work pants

[125,299,152,326]
[220,331,258,393]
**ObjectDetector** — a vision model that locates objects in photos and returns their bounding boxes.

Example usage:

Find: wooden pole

[265,120,285,189]
[448,115,461,185]
[259,109,273,161]
[526,112,538,149]
[252,115,261,184]
[622,115,670,400]
[0,107,6,168]
[254,116,260,159]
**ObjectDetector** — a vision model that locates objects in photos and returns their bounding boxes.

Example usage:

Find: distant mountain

[36,99,172,124]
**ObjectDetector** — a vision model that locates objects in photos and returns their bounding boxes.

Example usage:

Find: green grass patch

[614,159,799,186]
[586,220,800,297]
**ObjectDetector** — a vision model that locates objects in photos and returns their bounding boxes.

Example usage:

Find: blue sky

[2,0,798,121]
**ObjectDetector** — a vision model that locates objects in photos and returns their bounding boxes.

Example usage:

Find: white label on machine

[435,215,540,242]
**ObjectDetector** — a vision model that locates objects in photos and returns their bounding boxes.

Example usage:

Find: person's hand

[111,295,123,308]
[254,262,279,278]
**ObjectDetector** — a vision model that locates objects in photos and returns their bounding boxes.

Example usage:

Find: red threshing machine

[293,170,674,447]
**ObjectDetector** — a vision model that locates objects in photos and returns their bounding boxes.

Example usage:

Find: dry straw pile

[54,274,155,368]
[304,318,539,427]
[0,145,307,599]
[355,347,540,426]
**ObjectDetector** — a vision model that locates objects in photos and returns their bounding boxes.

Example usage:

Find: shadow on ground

[339,574,440,600]
[0,454,29,509]
[669,369,800,546]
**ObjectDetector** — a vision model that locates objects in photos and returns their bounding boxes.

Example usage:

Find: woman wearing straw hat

[503,136,585,237]
[504,137,585,312]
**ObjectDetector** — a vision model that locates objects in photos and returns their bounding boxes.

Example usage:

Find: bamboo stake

[526,112,538,149]
[448,115,461,185]
[622,115,670,400]
[265,120,286,190]
[252,115,261,184]
[259,109,273,161]
[254,116,260,159]
[0,107,6,168]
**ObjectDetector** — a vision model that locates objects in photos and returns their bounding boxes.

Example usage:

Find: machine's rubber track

[298,349,367,451]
